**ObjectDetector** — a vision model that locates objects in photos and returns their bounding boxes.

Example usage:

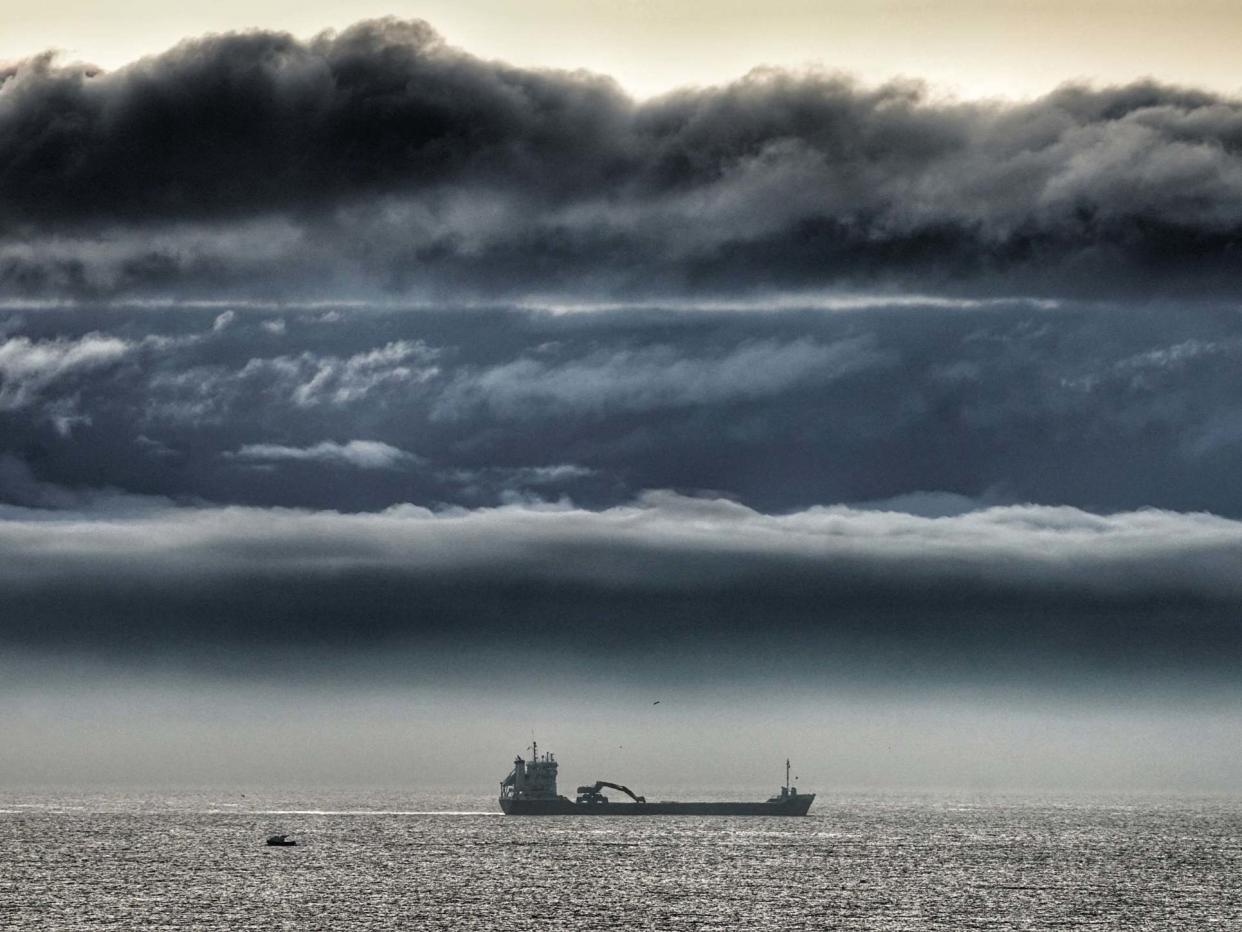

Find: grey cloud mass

[2,490,1237,597]
[4,18,1242,717]
[2,489,1241,689]
[2,19,1242,300]
[0,299,1239,691]
[4,300,1242,518]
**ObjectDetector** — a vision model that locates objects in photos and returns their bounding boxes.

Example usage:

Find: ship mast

[785,758,791,789]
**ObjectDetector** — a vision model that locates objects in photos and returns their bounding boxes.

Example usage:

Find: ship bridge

[500,742,560,801]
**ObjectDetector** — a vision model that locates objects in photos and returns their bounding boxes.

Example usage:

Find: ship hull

[499,795,814,816]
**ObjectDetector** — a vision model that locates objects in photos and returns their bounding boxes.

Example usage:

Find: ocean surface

[2,789,1239,930]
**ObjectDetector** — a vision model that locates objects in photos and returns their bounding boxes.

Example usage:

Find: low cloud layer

[3,19,1242,300]
[3,490,1238,596]
[1,490,1240,688]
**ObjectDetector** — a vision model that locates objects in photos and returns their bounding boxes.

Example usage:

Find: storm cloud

[4,300,1242,518]
[0,297,1234,694]
[2,489,1237,597]
[2,489,1241,690]
[4,18,1242,720]
[3,18,1242,299]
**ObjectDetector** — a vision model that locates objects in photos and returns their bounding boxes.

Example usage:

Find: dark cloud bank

[3,20,1242,701]
[4,302,1242,518]
[2,301,1242,687]
[3,18,1242,300]
[3,489,1242,689]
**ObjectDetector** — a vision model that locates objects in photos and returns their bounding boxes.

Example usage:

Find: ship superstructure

[499,745,814,816]
[499,741,560,804]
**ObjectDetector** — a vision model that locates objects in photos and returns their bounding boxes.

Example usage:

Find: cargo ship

[499,743,814,815]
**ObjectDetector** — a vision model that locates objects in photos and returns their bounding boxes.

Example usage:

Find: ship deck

[499,796,815,816]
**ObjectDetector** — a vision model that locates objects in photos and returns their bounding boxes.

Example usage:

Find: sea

[2,789,1239,930]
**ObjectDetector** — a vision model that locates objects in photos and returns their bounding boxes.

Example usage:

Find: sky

[4,1,1242,101]
[2,4,1242,792]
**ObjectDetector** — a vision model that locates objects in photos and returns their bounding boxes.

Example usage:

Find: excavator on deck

[575,780,646,804]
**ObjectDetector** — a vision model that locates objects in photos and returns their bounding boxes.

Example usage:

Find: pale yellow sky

[2,0,1240,100]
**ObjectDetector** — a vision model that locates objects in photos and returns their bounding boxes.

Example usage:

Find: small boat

[265,834,297,846]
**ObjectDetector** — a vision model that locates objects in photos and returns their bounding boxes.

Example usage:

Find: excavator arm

[575,780,646,803]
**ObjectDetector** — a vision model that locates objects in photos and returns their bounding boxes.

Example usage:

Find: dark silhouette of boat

[499,743,814,816]
[265,834,298,846]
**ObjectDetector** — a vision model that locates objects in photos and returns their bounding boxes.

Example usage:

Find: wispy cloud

[229,440,421,470]
[435,337,888,419]
[2,302,1241,516]
[0,333,131,409]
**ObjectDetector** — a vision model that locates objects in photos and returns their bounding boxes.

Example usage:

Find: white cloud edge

[228,440,421,470]
[0,490,1238,600]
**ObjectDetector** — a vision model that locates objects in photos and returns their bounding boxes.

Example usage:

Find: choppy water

[2,790,1239,930]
